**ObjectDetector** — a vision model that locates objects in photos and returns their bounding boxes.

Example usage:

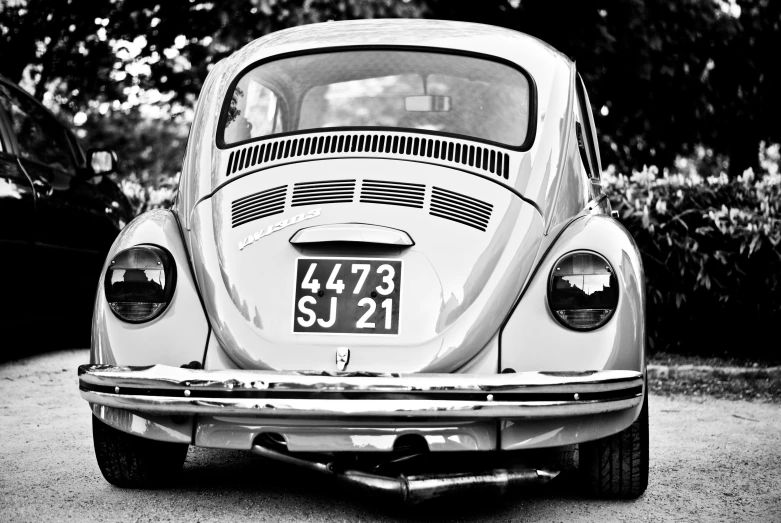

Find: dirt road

[1,350,779,522]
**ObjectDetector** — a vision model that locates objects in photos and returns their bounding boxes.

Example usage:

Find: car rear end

[80,20,647,501]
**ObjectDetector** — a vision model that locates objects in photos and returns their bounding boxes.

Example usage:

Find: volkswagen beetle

[78,19,647,502]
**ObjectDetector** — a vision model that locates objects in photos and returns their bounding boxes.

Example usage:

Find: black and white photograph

[0,0,779,521]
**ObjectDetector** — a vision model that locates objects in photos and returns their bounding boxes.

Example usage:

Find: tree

[708,0,781,176]
[0,0,423,186]
[419,0,746,173]
[1,0,778,178]
[0,0,423,108]
[0,0,119,105]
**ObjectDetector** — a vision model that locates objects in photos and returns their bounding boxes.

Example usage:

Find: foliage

[604,143,781,359]
[421,0,781,177]
[80,107,188,190]
[0,0,424,192]
[2,1,780,177]
[0,0,424,112]
[0,0,118,103]
[119,175,178,215]
[706,0,781,181]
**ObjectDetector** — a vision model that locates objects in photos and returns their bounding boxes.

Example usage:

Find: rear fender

[499,214,645,448]
[91,209,210,367]
[501,214,645,374]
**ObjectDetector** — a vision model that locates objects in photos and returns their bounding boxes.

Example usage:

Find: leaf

[675,293,686,308]
[748,235,762,256]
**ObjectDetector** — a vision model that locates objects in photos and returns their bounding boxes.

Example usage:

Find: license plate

[293,258,402,335]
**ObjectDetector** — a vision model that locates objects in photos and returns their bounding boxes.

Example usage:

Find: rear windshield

[221,49,531,148]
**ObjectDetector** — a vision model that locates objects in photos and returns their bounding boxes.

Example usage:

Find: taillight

[104,245,176,323]
[547,251,618,330]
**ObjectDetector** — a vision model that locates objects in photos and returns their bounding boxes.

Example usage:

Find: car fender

[501,213,645,374]
[91,209,210,367]
[498,214,645,449]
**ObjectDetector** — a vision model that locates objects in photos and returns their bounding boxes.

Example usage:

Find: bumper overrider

[79,365,644,419]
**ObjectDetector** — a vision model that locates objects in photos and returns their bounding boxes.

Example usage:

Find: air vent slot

[359,180,425,208]
[231,185,286,228]
[429,187,493,232]
[292,179,355,207]
[225,132,511,180]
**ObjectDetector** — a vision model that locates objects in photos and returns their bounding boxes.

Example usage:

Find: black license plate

[293,258,402,335]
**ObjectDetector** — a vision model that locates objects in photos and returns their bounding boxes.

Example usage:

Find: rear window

[221,49,532,148]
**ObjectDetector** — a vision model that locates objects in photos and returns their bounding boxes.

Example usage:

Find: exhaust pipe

[250,444,558,503]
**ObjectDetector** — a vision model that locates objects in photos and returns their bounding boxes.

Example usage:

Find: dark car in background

[0,76,133,352]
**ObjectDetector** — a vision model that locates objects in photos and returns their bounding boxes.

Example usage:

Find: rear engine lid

[190,158,543,373]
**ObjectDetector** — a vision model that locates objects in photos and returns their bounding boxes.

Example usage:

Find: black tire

[579,387,649,499]
[92,415,189,488]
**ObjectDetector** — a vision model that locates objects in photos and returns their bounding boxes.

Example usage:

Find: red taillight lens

[547,251,618,331]
[104,246,176,323]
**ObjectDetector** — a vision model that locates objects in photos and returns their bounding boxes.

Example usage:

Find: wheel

[92,415,189,488]
[579,386,649,499]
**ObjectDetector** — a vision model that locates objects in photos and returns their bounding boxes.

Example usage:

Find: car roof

[221,19,572,79]
[178,19,581,228]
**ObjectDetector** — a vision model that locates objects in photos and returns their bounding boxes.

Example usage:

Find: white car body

[80,19,647,501]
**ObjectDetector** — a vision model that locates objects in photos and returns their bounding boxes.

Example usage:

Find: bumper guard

[79,364,644,419]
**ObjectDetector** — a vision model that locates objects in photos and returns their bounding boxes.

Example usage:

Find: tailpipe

[340,468,558,504]
[250,444,558,503]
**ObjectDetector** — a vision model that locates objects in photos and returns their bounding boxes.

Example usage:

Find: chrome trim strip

[79,365,641,391]
[584,192,608,213]
[78,365,643,419]
[81,391,641,418]
[289,223,414,246]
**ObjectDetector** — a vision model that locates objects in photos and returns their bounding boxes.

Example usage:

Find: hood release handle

[289,223,413,246]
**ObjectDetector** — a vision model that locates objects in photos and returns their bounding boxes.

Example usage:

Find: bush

[119,175,178,215]
[604,144,781,360]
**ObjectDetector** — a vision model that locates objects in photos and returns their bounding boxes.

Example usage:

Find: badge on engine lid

[336,347,350,371]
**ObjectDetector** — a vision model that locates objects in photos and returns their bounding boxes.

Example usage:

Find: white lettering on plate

[238,208,321,251]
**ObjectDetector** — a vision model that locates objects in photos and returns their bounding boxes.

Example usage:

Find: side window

[573,100,594,178]
[575,75,601,179]
[0,97,11,155]
[0,85,76,174]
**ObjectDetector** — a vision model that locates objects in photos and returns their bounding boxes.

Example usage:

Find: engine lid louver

[231,185,286,228]
[359,179,425,208]
[229,180,494,234]
[292,179,356,207]
[225,132,512,180]
[429,186,493,231]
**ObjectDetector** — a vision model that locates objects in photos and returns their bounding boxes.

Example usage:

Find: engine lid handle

[289,223,414,246]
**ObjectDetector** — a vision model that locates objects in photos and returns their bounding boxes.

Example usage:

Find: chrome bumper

[79,364,643,419]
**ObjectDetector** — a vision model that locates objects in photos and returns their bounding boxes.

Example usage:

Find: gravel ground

[1,349,780,522]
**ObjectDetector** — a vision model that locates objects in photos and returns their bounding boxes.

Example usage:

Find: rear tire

[92,415,188,488]
[579,386,649,499]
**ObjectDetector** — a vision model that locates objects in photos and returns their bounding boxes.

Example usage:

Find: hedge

[604,145,781,359]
